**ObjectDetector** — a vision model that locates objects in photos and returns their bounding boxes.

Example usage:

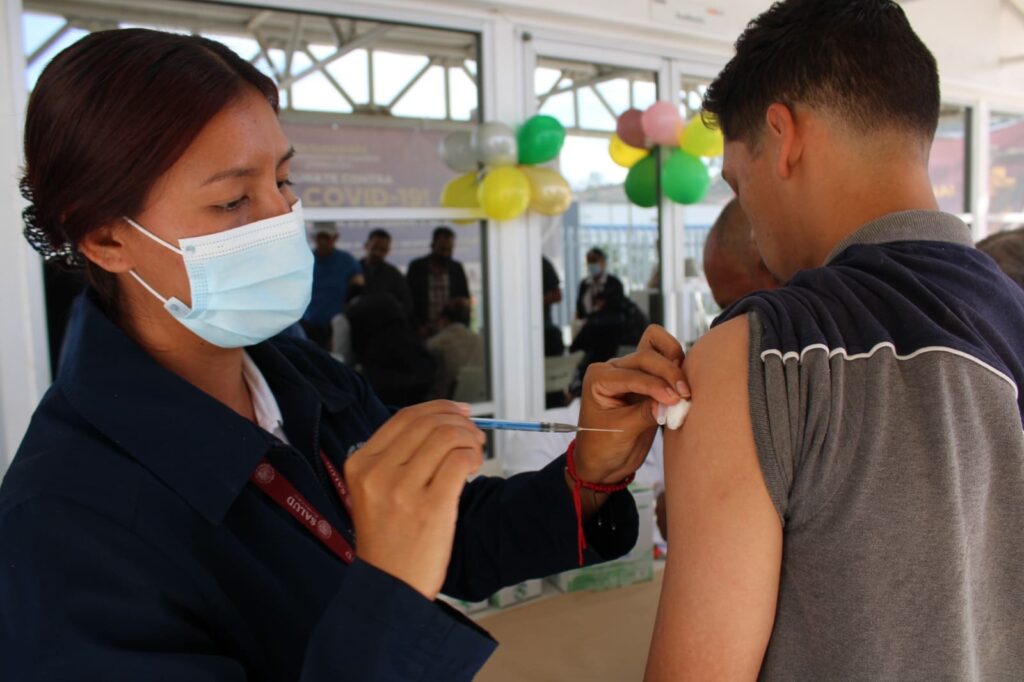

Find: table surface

[474,570,664,682]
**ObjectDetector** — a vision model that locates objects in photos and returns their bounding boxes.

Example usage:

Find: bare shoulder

[681,314,750,389]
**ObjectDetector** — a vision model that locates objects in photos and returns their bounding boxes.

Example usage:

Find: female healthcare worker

[0,29,687,680]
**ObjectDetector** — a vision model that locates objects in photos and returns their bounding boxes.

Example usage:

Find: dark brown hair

[703,0,940,146]
[22,28,279,310]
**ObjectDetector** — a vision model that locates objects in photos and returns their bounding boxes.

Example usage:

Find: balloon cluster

[610,104,724,208]
[439,115,572,221]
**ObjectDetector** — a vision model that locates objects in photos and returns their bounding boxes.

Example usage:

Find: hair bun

[20,176,84,267]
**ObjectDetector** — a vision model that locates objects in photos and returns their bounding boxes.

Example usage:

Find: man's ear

[765,103,803,180]
[77,222,135,274]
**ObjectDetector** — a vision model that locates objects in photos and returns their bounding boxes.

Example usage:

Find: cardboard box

[489,579,543,608]
[549,486,655,593]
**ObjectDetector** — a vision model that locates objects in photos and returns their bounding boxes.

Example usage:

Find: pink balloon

[616,109,647,149]
[641,102,683,146]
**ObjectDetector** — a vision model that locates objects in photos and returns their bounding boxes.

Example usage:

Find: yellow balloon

[679,115,725,157]
[441,172,479,208]
[608,134,649,168]
[521,166,573,216]
[441,172,481,224]
[477,166,530,221]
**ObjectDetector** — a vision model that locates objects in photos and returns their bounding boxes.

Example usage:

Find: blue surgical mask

[587,263,603,278]
[125,201,313,348]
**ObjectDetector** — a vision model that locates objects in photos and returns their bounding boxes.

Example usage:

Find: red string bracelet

[565,438,635,566]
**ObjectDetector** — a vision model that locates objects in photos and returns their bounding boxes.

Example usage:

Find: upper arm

[645,315,782,681]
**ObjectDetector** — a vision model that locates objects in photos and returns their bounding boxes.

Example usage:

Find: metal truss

[23,0,480,122]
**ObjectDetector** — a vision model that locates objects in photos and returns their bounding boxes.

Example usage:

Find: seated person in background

[645,1,1024,678]
[569,291,625,395]
[300,221,363,350]
[360,228,414,316]
[576,247,624,320]
[703,198,781,309]
[426,301,485,400]
[346,293,436,407]
[406,226,470,338]
[976,225,1024,290]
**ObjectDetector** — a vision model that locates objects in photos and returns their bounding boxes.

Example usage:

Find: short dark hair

[440,301,471,326]
[977,227,1024,290]
[22,28,279,312]
[703,0,940,145]
[433,226,455,242]
[367,228,391,242]
[707,199,762,278]
[587,247,607,261]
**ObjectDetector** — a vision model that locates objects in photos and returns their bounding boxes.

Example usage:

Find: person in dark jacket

[406,226,471,337]
[360,227,414,316]
[347,292,436,407]
[575,247,625,321]
[1,29,688,681]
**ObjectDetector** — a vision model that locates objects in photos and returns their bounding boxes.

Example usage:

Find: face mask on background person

[587,262,604,278]
[124,201,313,348]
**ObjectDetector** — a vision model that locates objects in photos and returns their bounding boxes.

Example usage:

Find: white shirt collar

[241,352,289,444]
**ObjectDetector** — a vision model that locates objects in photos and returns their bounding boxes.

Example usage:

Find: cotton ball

[664,399,690,430]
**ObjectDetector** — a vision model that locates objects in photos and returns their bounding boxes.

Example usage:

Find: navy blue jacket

[0,291,638,681]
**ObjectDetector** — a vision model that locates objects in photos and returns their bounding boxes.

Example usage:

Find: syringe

[470,418,622,434]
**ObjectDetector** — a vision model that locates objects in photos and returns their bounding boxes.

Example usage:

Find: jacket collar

[825,210,972,265]
[57,290,349,524]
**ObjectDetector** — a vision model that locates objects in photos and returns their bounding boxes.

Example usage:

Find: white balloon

[471,122,518,167]
[438,131,478,173]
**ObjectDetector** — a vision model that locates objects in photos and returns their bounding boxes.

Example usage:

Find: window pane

[289,50,313,79]
[323,220,490,408]
[21,11,63,55]
[535,56,660,407]
[448,66,479,121]
[538,90,575,128]
[390,65,447,119]
[576,87,616,131]
[23,15,88,90]
[930,105,969,214]
[595,79,630,113]
[291,71,352,113]
[22,0,491,405]
[990,112,1024,214]
[535,67,563,96]
[372,51,430,106]
[677,77,732,280]
[325,50,369,104]
[632,81,657,110]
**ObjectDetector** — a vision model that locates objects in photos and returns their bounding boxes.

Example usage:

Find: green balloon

[517,115,566,165]
[624,154,658,208]
[661,149,710,205]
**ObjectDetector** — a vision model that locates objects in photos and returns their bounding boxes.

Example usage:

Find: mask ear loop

[127,270,169,305]
[123,216,184,255]
[123,216,183,306]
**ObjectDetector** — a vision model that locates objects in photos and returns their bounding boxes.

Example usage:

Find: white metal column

[970,100,991,241]
[0,0,50,477]
[482,19,543,430]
